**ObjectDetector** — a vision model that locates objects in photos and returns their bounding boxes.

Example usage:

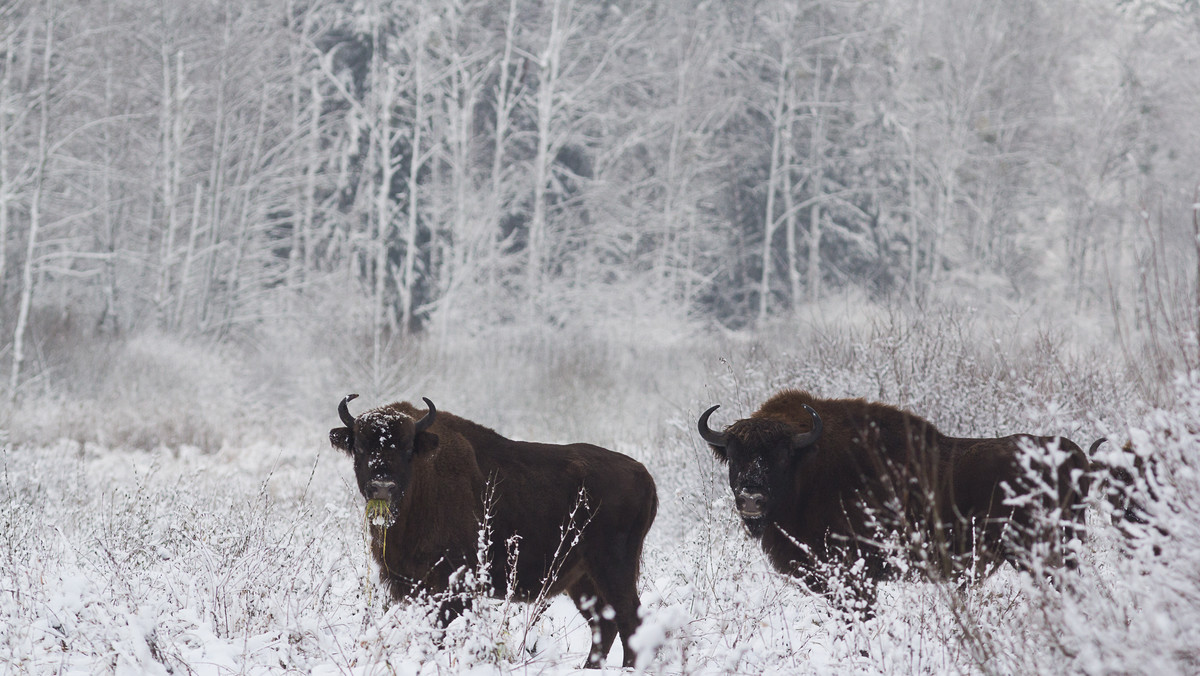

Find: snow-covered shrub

[4,302,1198,674]
[6,333,263,452]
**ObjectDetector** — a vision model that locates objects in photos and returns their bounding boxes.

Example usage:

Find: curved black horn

[1087,437,1108,456]
[791,404,823,449]
[698,405,729,447]
[414,397,436,434]
[338,393,359,427]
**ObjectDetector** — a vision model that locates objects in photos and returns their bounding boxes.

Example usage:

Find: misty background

[0,0,1197,448]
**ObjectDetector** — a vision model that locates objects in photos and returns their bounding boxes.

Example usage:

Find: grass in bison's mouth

[362,498,395,604]
[366,498,393,527]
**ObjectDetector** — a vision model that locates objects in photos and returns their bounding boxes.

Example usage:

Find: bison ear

[710,444,729,464]
[329,427,353,454]
[413,431,439,456]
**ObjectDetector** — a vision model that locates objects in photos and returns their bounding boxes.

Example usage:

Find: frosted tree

[0,26,15,308]
[592,0,733,315]
[283,0,326,301]
[752,3,858,318]
[755,26,792,323]
[8,6,53,402]
[525,0,567,298]
[0,0,1194,362]
[876,0,1075,299]
[154,45,186,329]
[421,0,501,339]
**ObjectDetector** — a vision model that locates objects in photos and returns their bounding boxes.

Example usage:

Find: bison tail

[635,485,659,579]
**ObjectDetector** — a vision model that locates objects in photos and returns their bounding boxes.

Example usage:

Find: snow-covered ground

[3,316,1198,674]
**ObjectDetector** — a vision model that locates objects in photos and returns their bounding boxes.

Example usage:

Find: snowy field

[2,312,1198,675]
[3,0,1198,671]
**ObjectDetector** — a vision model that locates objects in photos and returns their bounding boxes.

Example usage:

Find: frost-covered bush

[6,334,266,452]
[0,441,367,673]
[3,305,1197,674]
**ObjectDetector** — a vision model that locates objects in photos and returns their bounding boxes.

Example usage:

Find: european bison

[698,389,1102,611]
[330,394,657,668]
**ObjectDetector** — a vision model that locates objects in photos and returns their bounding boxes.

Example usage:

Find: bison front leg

[433,594,474,641]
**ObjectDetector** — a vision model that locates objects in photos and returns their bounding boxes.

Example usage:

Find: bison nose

[736,491,767,517]
[366,480,396,501]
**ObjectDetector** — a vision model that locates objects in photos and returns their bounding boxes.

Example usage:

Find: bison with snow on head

[330,394,658,669]
[698,389,1105,613]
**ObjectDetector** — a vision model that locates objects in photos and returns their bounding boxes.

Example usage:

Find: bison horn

[791,404,823,449]
[415,397,436,433]
[698,405,729,447]
[339,393,359,427]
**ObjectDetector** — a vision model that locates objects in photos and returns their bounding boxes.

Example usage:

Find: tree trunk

[907,143,919,303]
[173,184,202,331]
[10,12,53,403]
[301,72,321,276]
[222,85,269,335]
[757,50,788,323]
[96,4,119,334]
[198,25,230,334]
[435,43,482,348]
[661,43,690,303]
[1194,181,1200,360]
[399,27,423,336]
[286,5,318,299]
[0,37,12,305]
[156,47,184,329]
[529,0,565,298]
[369,3,399,383]
[783,101,799,308]
[806,49,840,306]
[491,0,518,251]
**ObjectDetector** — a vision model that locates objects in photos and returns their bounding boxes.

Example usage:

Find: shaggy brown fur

[700,389,1098,612]
[331,397,658,669]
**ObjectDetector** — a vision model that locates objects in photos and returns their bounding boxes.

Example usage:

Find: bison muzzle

[331,394,658,668]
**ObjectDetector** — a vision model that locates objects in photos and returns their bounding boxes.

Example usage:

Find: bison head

[698,404,822,537]
[330,394,438,509]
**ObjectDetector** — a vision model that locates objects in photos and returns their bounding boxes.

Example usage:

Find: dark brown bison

[330,394,657,668]
[697,389,1102,611]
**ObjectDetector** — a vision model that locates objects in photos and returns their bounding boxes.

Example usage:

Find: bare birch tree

[155,46,186,329]
[397,10,427,336]
[284,0,323,299]
[9,8,53,402]
[527,0,567,298]
[0,34,14,308]
[490,0,522,256]
[756,42,790,323]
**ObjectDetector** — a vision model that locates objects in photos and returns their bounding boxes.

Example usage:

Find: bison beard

[330,394,658,669]
[699,389,1102,614]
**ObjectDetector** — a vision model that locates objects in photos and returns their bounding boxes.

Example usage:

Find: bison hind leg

[568,577,618,669]
[589,558,648,668]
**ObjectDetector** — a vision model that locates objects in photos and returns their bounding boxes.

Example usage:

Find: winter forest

[3,0,1200,672]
